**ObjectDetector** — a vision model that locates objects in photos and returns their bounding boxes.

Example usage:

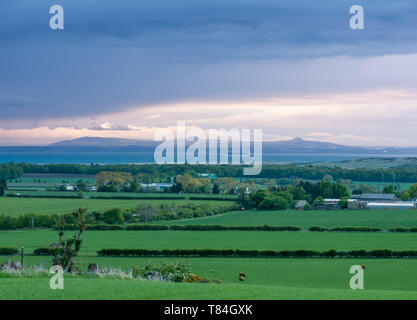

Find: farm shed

[366,202,416,209]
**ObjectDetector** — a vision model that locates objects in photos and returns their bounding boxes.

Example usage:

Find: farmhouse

[314,199,341,210]
[347,199,365,209]
[64,184,74,191]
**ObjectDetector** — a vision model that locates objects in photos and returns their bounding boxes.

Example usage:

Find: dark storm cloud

[0,0,417,122]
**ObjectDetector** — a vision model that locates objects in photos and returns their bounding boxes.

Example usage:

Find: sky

[1,0,417,146]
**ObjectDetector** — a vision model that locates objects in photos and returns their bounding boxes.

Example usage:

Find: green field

[2,256,417,299]
[3,275,417,300]
[0,197,232,216]
[2,229,417,255]
[3,194,417,300]
[162,209,417,230]
[7,174,96,188]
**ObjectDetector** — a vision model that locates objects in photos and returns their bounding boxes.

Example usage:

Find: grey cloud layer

[0,0,417,123]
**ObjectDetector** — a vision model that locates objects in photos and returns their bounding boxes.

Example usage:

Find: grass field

[2,227,417,299]
[162,209,417,229]
[4,275,417,300]
[7,174,96,188]
[2,229,417,255]
[2,193,417,300]
[0,197,232,216]
[5,256,416,291]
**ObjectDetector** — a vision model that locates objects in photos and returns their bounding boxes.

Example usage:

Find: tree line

[0,203,236,230]
[6,162,417,183]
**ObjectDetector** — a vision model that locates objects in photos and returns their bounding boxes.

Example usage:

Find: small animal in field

[239,272,246,277]
[239,276,245,281]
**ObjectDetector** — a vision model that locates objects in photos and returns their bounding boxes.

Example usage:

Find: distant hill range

[50,137,159,148]
[45,136,417,155]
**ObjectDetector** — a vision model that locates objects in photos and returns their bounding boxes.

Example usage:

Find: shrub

[303,203,312,210]
[0,247,18,255]
[33,247,52,256]
[308,226,327,232]
[389,228,417,233]
[131,260,193,282]
[103,208,124,224]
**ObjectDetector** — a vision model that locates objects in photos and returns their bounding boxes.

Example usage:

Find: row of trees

[93,172,255,195]
[0,203,236,229]
[0,163,23,195]
[11,162,417,182]
[237,179,351,210]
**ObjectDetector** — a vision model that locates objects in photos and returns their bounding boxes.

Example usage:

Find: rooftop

[352,193,399,201]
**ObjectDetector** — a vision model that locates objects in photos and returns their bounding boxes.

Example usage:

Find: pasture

[2,257,417,299]
[2,194,417,300]
[2,229,417,256]
[0,197,232,216]
[3,275,417,300]
[162,209,417,230]
[2,225,417,299]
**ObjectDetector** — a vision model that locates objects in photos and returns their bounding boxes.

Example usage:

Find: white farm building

[366,202,416,210]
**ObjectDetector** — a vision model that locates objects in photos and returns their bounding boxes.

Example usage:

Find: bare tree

[52,208,87,272]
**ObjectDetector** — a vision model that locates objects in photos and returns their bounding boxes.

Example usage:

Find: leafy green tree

[401,191,410,201]
[303,202,312,210]
[313,196,324,205]
[171,182,184,193]
[103,208,124,224]
[318,181,333,198]
[383,184,396,194]
[358,183,378,193]
[236,189,250,208]
[334,182,351,199]
[259,194,288,210]
[406,183,417,199]
[76,180,88,192]
[214,177,239,194]
[291,186,306,200]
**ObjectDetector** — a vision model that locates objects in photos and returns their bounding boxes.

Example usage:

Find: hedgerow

[0,247,19,255]
[308,226,381,232]
[389,228,417,233]
[97,248,417,258]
